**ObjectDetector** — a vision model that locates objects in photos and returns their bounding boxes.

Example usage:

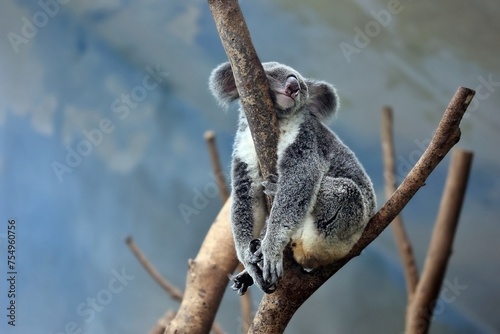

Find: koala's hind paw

[262,174,278,196]
[231,264,277,295]
[230,270,254,296]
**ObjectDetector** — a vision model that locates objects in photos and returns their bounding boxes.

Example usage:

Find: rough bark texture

[381,107,419,298]
[207,0,280,196]
[406,149,473,334]
[249,87,475,333]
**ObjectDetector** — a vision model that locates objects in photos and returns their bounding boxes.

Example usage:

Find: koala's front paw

[236,241,276,294]
[261,174,278,196]
[260,239,284,288]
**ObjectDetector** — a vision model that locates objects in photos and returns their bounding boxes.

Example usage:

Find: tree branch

[126,236,183,301]
[126,237,225,334]
[381,106,419,298]
[207,0,280,210]
[406,148,473,334]
[250,88,475,333]
[204,130,230,203]
[165,200,236,334]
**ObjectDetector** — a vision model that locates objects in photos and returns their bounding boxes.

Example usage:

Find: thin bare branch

[204,130,230,203]
[381,106,419,298]
[150,311,176,334]
[239,284,253,333]
[406,149,473,334]
[126,236,183,301]
[211,321,226,334]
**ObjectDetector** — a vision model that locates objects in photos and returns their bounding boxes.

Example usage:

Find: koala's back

[280,113,364,175]
[281,113,375,213]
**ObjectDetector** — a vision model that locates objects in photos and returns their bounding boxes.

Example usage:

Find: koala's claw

[262,283,277,294]
[262,257,284,288]
[262,174,278,196]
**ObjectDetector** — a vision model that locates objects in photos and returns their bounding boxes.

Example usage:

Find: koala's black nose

[285,76,300,98]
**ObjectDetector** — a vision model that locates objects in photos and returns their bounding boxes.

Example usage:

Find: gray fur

[209,61,376,293]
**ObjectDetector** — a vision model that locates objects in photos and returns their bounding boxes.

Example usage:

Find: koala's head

[209,61,338,120]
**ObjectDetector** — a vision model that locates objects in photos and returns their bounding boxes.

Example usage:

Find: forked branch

[250,88,475,333]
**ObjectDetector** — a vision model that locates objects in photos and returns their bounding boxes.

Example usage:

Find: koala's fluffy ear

[209,62,239,107]
[305,80,338,120]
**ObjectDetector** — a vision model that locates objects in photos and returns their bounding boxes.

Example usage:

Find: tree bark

[406,149,473,334]
[204,130,230,203]
[165,200,237,334]
[381,106,419,298]
[207,0,279,192]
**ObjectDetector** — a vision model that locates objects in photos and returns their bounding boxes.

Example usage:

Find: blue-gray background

[1,0,499,333]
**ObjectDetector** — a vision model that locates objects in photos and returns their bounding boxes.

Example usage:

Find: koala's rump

[290,213,362,269]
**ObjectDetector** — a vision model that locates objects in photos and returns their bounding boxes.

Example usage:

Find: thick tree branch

[207,0,280,210]
[381,107,419,298]
[406,149,473,334]
[250,88,475,333]
[165,200,236,334]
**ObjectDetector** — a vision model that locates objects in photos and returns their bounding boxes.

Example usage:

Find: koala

[209,61,376,294]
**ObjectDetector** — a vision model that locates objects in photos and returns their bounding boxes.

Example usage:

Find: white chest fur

[277,114,302,164]
[234,113,302,178]
[234,121,260,180]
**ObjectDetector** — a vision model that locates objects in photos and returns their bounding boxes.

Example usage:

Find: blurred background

[1,0,499,333]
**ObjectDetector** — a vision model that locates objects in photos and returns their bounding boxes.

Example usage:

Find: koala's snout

[285,76,300,98]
